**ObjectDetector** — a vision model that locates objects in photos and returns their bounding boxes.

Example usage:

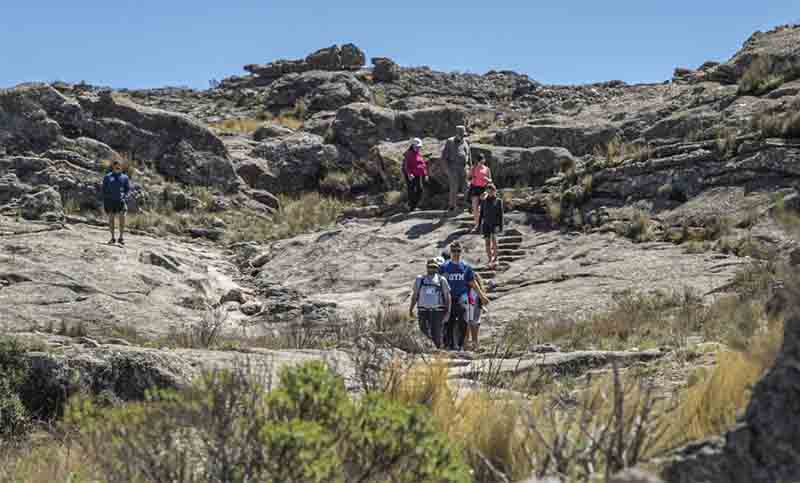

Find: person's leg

[491,234,498,262]
[118,212,126,243]
[472,195,480,228]
[448,171,458,210]
[444,312,454,349]
[418,312,429,339]
[108,210,116,242]
[485,235,492,266]
[412,177,422,210]
[430,310,444,349]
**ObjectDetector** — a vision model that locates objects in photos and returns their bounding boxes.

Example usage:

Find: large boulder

[495,121,621,156]
[240,133,341,194]
[0,83,81,152]
[265,71,372,113]
[20,187,63,220]
[332,103,467,157]
[243,44,366,81]
[372,57,400,82]
[471,144,576,188]
[78,91,240,191]
[663,315,800,483]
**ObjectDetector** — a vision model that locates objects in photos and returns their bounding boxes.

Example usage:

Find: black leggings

[444,304,467,350]
[406,176,423,210]
[418,309,446,348]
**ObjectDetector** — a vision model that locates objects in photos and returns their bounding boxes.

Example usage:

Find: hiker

[478,183,504,268]
[102,160,131,245]
[466,272,490,351]
[468,153,492,230]
[402,138,428,211]
[441,125,471,213]
[439,241,486,350]
[409,258,451,349]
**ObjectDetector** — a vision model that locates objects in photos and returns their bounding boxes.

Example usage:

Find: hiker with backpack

[409,258,451,349]
[478,183,504,268]
[402,138,428,212]
[468,153,492,231]
[102,159,131,245]
[438,241,487,351]
[441,125,471,213]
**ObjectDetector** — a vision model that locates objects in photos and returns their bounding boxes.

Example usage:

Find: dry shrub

[715,127,738,156]
[662,320,783,448]
[594,137,652,166]
[208,117,262,134]
[738,56,794,96]
[0,439,97,483]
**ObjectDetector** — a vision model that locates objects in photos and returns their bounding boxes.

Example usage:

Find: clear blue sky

[2,1,797,89]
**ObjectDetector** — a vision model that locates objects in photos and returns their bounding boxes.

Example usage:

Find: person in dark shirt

[438,241,487,351]
[478,184,504,268]
[102,160,131,245]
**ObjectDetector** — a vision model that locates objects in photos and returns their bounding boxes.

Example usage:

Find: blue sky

[2,1,797,89]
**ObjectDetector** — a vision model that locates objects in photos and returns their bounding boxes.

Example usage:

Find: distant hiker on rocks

[439,241,486,350]
[409,258,451,349]
[441,125,471,213]
[466,272,490,351]
[402,138,428,211]
[468,153,492,230]
[478,183,504,268]
[102,160,130,245]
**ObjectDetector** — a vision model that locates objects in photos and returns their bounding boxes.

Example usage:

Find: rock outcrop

[663,315,800,482]
[243,44,366,83]
[238,133,342,194]
[332,102,467,157]
[265,71,372,113]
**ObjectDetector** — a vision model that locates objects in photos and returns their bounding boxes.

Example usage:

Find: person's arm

[409,278,420,318]
[123,176,131,201]
[441,278,452,319]
[102,174,109,199]
[477,198,485,227]
[441,140,450,166]
[498,198,504,233]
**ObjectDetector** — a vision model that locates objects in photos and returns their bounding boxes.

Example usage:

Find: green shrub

[0,338,31,441]
[69,361,470,483]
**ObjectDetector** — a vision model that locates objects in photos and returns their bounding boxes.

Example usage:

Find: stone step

[497,236,523,245]
[497,244,522,252]
[498,255,525,263]
[497,249,526,257]
[503,228,523,237]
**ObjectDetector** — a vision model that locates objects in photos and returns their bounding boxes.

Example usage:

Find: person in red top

[467,153,492,231]
[402,138,428,211]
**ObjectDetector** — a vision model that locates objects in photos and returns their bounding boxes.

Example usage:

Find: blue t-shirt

[439,260,474,299]
[103,171,130,202]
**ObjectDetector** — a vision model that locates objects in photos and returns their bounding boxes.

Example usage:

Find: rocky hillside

[2,23,800,483]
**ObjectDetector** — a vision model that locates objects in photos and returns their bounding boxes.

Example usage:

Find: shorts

[467,305,482,327]
[482,224,500,239]
[468,185,486,199]
[104,199,127,214]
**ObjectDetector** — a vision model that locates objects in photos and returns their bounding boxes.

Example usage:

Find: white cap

[411,138,423,148]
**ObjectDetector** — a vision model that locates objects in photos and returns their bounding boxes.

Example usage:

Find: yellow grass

[208,118,262,133]
[0,440,97,483]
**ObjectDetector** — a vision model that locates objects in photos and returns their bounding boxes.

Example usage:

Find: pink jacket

[404,149,428,177]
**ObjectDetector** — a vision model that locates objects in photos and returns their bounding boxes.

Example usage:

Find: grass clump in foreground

[58,361,469,483]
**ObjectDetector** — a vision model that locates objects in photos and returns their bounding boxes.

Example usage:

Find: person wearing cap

[467,153,492,231]
[409,258,451,349]
[402,138,428,211]
[438,241,486,350]
[441,125,472,213]
[102,159,131,245]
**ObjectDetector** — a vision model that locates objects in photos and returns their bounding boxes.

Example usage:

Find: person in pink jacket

[402,138,429,211]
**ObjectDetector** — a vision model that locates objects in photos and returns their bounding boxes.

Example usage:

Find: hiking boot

[117,238,125,246]
[108,237,116,245]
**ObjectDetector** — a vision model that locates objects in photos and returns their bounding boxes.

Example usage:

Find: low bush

[0,337,31,441]
[67,361,470,483]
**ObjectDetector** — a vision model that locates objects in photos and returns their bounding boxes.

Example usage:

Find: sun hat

[426,258,440,268]
[411,138,423,148]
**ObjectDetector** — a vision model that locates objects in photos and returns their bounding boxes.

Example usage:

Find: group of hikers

[405,124,505,351]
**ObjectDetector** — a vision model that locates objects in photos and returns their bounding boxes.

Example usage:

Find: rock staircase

[451,213,527,287]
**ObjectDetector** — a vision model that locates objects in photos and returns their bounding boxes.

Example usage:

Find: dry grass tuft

[594,137,653,166]
[208,117,263,134]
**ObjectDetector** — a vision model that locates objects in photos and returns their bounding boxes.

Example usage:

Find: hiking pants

[406,176,423,210]
[418,309,445,348]
[447,164,466,208]
[445,304,467,350]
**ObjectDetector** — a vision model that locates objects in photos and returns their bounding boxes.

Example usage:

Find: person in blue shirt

[438,241,486,351]
[102,160,131,245]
